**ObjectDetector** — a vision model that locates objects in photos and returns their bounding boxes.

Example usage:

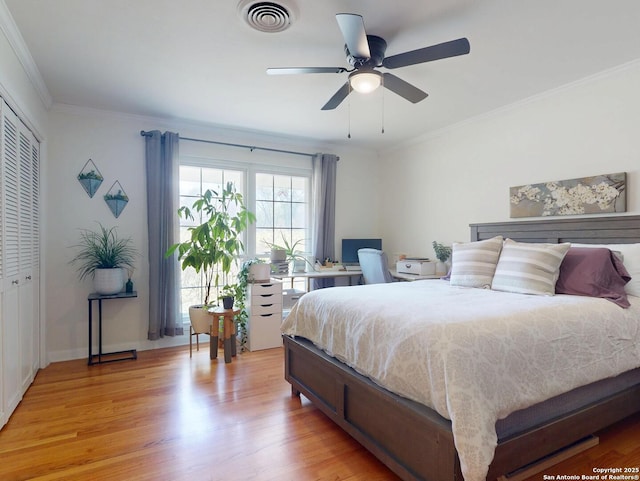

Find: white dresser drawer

[249,281,282,298]
[247,314,283,351]
[250,302,282,316]
[252,293,281,305]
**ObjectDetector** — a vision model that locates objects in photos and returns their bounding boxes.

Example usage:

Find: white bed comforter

[281,280,640,481]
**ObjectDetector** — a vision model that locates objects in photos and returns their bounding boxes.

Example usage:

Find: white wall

[45,106,380,361]
[379,61,640,261]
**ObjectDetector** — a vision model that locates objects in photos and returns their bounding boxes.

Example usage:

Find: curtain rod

[139,130,332,159]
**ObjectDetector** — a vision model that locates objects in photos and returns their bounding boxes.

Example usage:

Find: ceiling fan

[267,13,470,110]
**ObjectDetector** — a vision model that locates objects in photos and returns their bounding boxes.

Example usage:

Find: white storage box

[396,260,436,276]
[283,288,305,309]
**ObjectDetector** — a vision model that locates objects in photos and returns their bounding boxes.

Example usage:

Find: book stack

[271,261,289,275]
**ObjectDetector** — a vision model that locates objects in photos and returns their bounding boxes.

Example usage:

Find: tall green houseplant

[166,182,256,307]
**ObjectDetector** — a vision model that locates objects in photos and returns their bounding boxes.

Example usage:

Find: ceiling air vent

[238,0,297,33]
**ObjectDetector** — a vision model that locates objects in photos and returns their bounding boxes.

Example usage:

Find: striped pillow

[449,236,504,288]
[491,239,570,295]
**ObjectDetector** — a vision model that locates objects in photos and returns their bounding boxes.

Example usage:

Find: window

[177,165,247,317]
[255,173,309,255]
[177,159,311,320]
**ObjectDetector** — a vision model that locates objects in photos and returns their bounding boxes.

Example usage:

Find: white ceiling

[4,0,640,151]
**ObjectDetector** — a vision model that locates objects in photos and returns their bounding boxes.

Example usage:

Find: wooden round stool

[208,307,240,363]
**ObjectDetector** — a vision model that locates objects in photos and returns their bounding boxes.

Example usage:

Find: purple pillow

[555,247,631,307]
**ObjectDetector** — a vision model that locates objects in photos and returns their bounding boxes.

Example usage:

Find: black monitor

[341,238,382,264]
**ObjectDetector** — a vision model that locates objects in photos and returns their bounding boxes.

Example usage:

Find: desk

[273,268,362,291]
[88,291,138,365]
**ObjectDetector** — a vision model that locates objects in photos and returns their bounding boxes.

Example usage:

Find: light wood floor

[0,345,638,481]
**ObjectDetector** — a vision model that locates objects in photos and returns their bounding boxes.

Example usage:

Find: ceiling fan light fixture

[349,70,382,94]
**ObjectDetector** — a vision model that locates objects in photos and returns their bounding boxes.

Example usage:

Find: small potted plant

[432,241,452,276]
[265,235,312,273]
[70,223,138,295]
[243,258,270,282]
[220,284,236,309]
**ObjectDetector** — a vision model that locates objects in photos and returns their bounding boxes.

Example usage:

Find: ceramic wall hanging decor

[77,158,103,198]
[104,180,129,218]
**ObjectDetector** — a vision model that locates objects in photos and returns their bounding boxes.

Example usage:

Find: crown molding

[50,102,373,157]
[0,0,52,110]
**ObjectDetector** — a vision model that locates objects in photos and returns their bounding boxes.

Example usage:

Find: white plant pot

[292,259,306,273]
[435,261,448,276]
[270,248,286,262]
[189,305,212,334]
[93,268,124,295]
[248,263,271,282]
[305,256,316,272]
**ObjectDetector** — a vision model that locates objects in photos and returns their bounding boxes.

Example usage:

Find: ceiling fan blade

[383,37,470,69]
[383,73,428,103]
[267,67,347,75]
[336,13,370,59]
[321,82,351,110]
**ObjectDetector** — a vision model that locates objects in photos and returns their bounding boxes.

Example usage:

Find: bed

[281,215,640,481]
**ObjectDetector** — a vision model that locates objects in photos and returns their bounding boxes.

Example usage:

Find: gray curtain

[312,153,338,289]
[145,131,183,339]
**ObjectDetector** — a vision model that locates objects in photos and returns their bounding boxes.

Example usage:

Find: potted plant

[265,235,312,273]
[220,284,236,309]
[432,241,452,276]
[243,257,270,282]
[70,223,138,295]
[165,182,255,328]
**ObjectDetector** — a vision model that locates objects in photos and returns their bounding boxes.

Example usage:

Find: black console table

[88,291,138,365]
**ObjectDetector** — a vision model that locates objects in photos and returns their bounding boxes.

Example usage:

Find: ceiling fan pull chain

[381,77,385,134]
[347,84,352,139]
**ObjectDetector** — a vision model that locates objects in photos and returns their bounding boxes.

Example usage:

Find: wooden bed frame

[283,215,640,481]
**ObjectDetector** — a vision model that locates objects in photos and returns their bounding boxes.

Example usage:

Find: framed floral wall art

[510,172,626,218]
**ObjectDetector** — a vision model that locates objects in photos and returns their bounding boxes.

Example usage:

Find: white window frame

[178,153,312,321]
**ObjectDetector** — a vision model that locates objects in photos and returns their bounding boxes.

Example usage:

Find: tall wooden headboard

[470,215,640,244]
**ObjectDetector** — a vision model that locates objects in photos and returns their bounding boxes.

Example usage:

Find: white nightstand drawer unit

[396,260,436,276]
[247,281,283,351]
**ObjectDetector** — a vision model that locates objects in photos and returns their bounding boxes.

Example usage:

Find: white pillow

[572,243,640,297]
[449,236,503,288]
[491,239,570,296]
